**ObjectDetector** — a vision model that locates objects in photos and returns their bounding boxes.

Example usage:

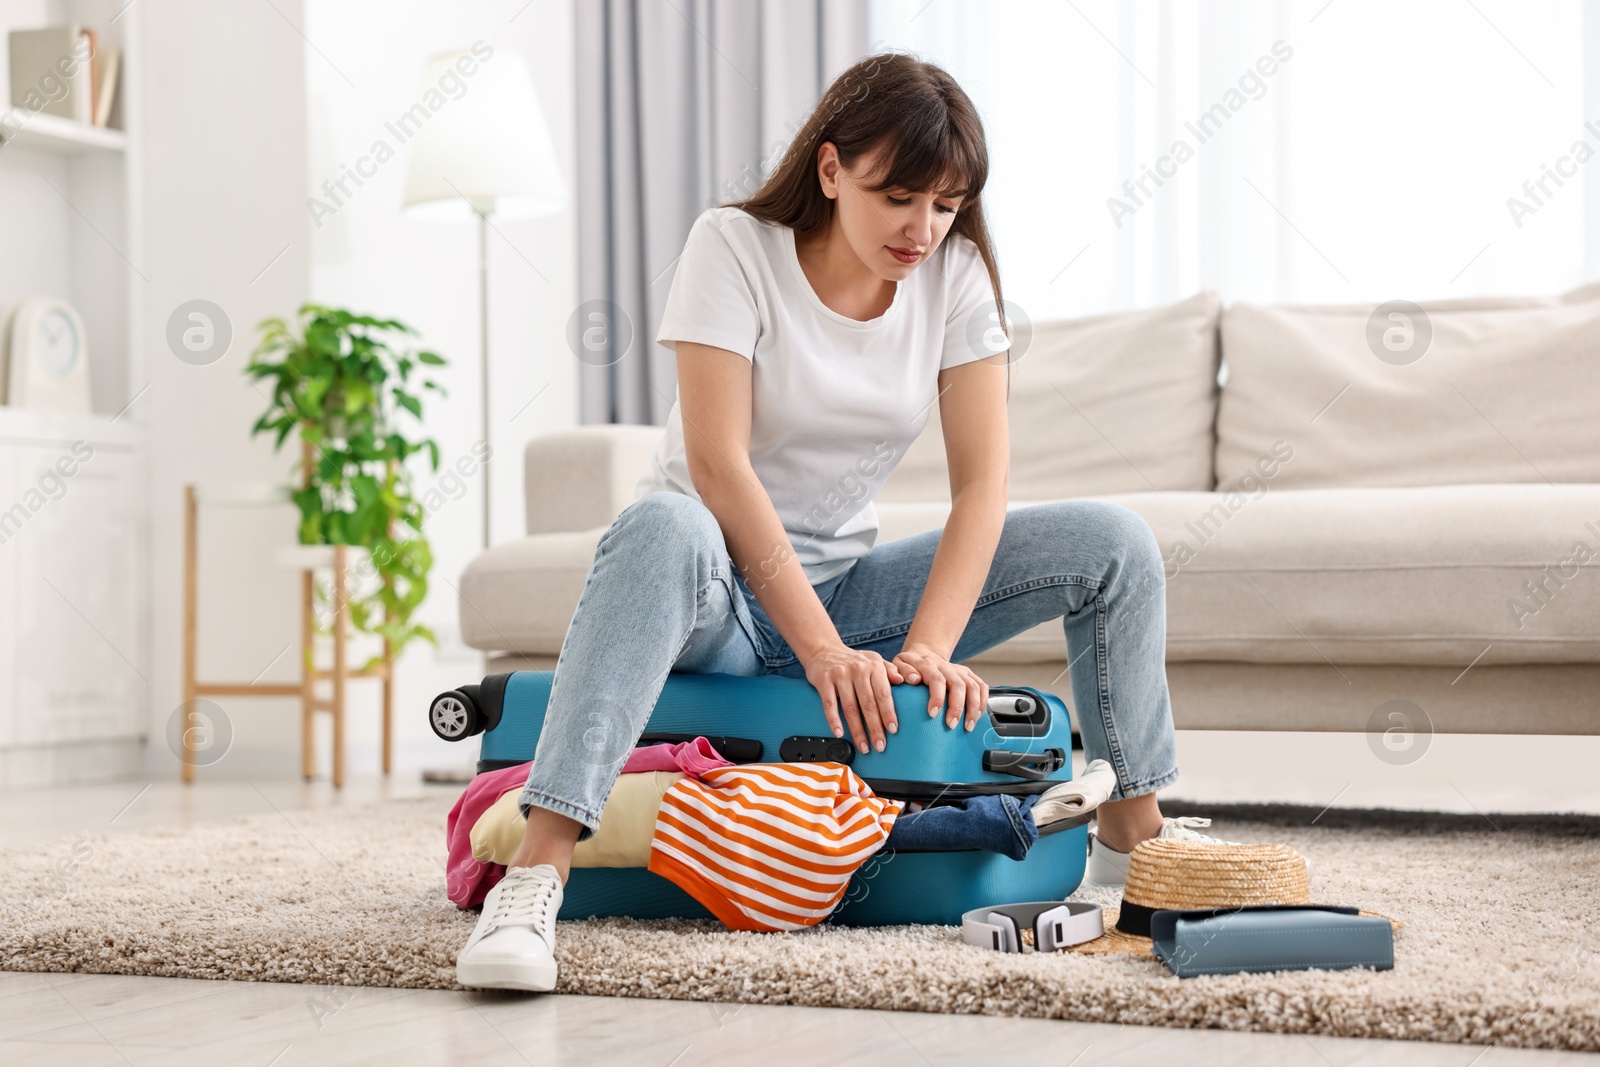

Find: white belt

[961,900,1104,952]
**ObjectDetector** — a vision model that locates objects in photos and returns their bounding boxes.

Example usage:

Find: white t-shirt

[636,205,1002,585]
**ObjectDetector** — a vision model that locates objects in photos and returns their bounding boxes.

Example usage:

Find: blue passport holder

[1150,904,1394,978]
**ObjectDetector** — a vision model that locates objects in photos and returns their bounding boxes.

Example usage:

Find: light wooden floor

[4,967,1598,1066]
[3,729,1599,1066]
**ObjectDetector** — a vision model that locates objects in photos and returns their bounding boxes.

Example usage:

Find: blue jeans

[519,491,1180,842]
[885,794,1043,859]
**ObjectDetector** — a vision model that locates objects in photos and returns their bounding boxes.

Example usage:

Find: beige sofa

[460,288,1600,735]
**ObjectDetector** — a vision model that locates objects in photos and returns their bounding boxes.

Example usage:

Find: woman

[455,52,1225,992]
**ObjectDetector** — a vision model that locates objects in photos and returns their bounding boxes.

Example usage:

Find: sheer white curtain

[870,0,1598,320]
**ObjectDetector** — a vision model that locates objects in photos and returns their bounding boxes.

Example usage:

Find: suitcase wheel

[429,689,482,741]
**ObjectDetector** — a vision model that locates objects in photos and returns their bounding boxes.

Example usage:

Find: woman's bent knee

[1101,501,1161,557]
[1022,499,1163,577]
[609,491,725,553]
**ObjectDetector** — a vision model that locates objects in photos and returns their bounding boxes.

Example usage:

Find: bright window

[870,0,1594,319]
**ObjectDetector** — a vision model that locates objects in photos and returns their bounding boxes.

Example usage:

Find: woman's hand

[801,643,904,755]
[892,641,989,731]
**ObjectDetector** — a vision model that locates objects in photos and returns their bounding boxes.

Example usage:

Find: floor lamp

[401,47,566,550]
[401,48,565,785]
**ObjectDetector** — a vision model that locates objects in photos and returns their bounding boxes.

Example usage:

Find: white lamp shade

[401,48,565,221]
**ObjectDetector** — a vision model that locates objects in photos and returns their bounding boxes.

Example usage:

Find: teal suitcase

[430,670,1088,926]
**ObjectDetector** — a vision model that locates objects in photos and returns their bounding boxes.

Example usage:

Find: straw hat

[1068,838,1401,956]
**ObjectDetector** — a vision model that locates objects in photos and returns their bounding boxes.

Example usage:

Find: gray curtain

[574,0,871,425]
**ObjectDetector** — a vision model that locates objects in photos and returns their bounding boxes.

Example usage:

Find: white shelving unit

[0,110,127,154]
[0,0,146,785]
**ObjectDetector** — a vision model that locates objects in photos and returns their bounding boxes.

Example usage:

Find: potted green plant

[245,304,447,663]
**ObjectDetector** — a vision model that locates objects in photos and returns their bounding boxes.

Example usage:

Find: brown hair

[721,51,1010,388]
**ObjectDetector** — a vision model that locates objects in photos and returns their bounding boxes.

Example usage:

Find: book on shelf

[7,24,121,129]
[94,47,122,127]
[81,27,96,122]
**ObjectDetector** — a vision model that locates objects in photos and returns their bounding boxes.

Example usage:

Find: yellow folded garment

[470,770,685,868]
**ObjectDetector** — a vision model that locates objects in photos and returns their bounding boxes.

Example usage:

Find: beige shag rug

[1,797,1596,1051]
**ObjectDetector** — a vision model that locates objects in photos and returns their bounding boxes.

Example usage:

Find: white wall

[137,0,578,778]
[302,0,579,773]
[138,0,312,778]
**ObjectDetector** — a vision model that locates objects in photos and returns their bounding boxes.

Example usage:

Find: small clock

[4,297,92,413]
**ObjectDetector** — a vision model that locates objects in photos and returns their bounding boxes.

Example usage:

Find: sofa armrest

[524,425,666,534]
[459,529,606,653]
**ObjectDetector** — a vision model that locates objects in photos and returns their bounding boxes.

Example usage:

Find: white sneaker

[455,864,564,991]
[1083,817,1239,889]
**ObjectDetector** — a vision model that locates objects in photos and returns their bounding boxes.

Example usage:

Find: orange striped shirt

[647,762,904,931]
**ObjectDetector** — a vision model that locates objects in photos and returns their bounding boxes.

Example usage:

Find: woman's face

[816,141,966,279]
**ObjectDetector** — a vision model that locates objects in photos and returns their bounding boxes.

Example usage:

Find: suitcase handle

[982,747,1066,780]
[637,732,764,763]
[986,690,1051,737]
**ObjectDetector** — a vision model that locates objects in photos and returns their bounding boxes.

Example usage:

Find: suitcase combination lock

[779,735,857,765]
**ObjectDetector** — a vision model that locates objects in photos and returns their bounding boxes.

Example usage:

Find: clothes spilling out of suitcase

[436,670,1115,932]
[445,735,1119,931]
[436,671,1400,976]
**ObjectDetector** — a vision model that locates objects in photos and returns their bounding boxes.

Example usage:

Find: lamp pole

[475,197,492,550]
[400,46,565,785]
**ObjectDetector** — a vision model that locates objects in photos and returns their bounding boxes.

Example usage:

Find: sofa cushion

[467,487,1600,670]
[877,291,1222,503]
[1150,483,1600,666]
[1215,283,1600,492]
[880,484,1600,667]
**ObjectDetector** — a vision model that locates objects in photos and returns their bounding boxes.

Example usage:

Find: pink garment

[445,736,735,908]
[616,735,736,777]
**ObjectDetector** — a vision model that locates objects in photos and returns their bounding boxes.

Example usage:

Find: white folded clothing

[1032,759,1118,828]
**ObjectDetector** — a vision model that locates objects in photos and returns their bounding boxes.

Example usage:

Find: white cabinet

[0,0,146,784]
[0,410,145,780]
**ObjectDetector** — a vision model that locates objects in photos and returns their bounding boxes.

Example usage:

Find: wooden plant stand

[180,477,394,787]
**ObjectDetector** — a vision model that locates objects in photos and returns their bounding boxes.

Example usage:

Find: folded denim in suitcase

[429,670,1089,926]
